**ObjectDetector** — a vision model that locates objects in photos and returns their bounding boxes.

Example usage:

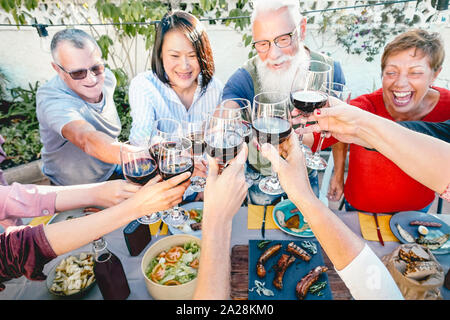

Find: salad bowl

[141,234,201,300]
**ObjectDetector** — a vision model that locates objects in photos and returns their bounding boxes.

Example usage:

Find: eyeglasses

[252,28,298,53]
[56,63,105,80]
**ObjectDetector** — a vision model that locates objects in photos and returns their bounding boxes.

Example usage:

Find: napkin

[247,205,278,230]
[358,212,399,242]
[149,221,168,236]
[28,215,54,226]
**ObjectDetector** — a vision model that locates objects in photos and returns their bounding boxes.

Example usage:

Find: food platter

[272,199,314,238]
[46,252,96,298]
[248,239,332,300]
[389,211,450,255]
[167,202,203,238]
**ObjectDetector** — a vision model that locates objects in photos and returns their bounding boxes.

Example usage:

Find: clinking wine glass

[252,91,292,195]
[305,82,352,171]
[120,141,160,225]
[219,98,254,187]
[148,118,183,161]
[291,60,332,158]
[158,136,194,226]
[182,114,207,192]
[204,108,244,173]
[148,118,183,224]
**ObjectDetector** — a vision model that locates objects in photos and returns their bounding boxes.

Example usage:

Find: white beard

[256,46,310,94]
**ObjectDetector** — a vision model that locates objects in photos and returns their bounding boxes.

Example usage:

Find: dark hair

[381,29,445,73]
[51,28,100,62]
[151,11,215,94]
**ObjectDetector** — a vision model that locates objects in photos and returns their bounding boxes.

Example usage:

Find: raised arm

[311,101,450,195]
[193,145,248,300]
[260,134,403,299]
[61,120,123,165]
[43,173,191,255]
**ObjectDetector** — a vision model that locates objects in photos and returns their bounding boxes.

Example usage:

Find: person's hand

[301,97,372,148]
[130,172,191,217]
[327,173,344,202]
[92,179,142,208]
[203,144,248,222]
[260,133,316,201]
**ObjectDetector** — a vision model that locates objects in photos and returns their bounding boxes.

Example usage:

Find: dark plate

[389,211,450,255]
[248,239,332,300]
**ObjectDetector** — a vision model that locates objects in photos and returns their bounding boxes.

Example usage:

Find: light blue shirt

[128,71,223,147]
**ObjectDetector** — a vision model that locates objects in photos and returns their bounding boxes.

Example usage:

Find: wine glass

[182,113,207,192]
[305,82,351,171]
[148,118,183,161]
[158,136,194,226]
[120,141,160,225]
[204,108,244,172]
[219,98,254,187]
[291,60,332,170]
[252,91,292,195]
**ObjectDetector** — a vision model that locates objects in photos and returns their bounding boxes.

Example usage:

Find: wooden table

[230,245,352,300]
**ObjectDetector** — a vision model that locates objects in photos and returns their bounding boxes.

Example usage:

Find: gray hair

[250,0,302,26]
[51,28,100,63]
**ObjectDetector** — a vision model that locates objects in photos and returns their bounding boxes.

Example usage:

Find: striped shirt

[128,71,223,146]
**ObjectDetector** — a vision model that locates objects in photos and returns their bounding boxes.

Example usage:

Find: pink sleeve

[440,183,450,202]
[0,183,57,220]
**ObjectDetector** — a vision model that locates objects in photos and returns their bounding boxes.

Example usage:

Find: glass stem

[297,118,307,146]
[313,132,326,162]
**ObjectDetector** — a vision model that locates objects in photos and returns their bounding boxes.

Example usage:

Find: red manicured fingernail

[316,109,321,115]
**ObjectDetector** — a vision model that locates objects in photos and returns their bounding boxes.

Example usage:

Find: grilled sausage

[295,265,328,300]
[272,254,296,290]
[286,242,311,262]
[409,220,442,227]
[256,244,282,278]
[190,222,202,231]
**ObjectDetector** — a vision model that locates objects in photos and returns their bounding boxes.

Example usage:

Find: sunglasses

[57,63,105,80]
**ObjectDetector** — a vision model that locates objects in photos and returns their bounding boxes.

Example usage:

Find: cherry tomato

[165,246,186,263]
[151,264,165,282]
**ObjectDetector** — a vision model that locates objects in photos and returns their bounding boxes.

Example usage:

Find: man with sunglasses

[36,29,123,186]
[222,0,346,204]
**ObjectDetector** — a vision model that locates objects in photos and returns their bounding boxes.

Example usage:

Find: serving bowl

[46,252,96,298]
[141,234,201,300]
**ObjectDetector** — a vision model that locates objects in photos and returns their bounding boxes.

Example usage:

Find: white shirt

[336,244,404,300]
[128,71,223,147]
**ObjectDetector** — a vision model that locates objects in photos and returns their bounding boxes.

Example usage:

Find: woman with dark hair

[128,11,222,147]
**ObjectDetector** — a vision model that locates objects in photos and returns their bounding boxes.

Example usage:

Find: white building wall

[0,1,449,98]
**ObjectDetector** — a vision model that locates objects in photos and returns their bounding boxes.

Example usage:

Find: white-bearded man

[222,0,346,204]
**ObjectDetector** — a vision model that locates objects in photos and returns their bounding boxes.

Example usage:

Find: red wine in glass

[123,158,158,185]
[205,131,243,165]
[159,157,194,182]
[291,90,328,116]
[186,131,207,157]
[252,117,292,146]
[241,121,252,144]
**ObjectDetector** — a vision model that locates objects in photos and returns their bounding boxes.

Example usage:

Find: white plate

[167,202,203,238]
